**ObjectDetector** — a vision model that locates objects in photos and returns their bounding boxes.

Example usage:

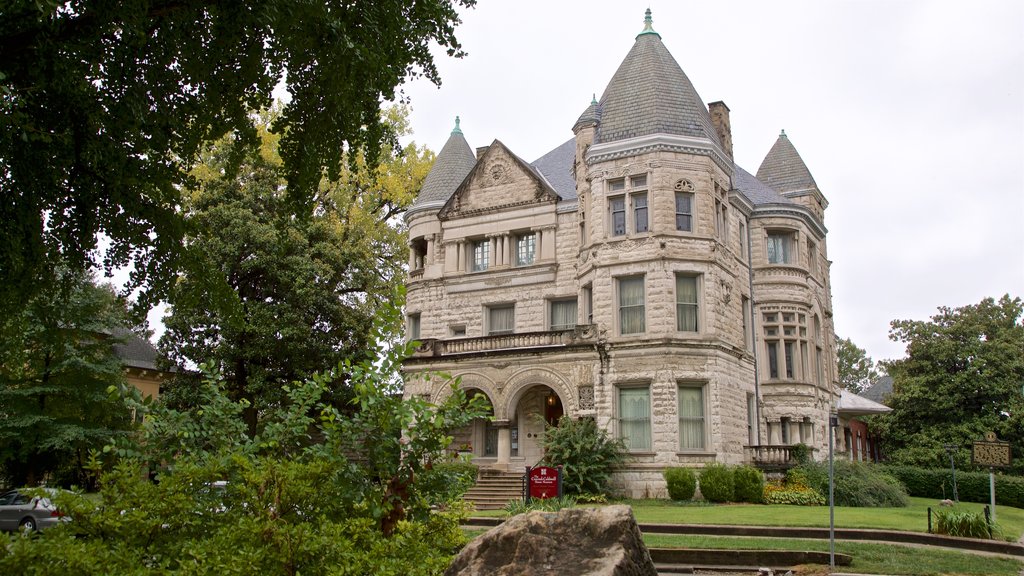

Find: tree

[0,269,135,487]
[159,107,433,435]
[836,336,880,394]
[872,295,1024,472]
[0,0,473,315]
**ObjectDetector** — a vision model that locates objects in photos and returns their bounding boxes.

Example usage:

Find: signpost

[972,432,1011,523]
[525,465,563,503]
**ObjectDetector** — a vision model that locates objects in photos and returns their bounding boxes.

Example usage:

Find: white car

[0,489,68,532]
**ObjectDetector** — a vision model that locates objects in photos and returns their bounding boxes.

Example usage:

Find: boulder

[446,504,657,576]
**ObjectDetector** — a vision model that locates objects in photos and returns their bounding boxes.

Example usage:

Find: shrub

[503,495,578,517]
[795,461,908,507]
[763,481,826,506]
[663,467,697,501]
[733,465,765,504]
[789,443,812,465]
[883,465,1024,508]
[541,417,627,496]
[698,463,734,503]
[419,461,478,504]
[934,509,995,539]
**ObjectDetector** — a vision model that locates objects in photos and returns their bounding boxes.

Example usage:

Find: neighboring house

[860,375,893,405]
[401,10,842,496]
[837,389,891,463]
[110,328,169,401]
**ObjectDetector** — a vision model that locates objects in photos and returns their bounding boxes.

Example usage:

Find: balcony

[412,324,599,358]
[744,445,814,471]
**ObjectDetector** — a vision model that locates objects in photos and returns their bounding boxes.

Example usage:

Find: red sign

[529,466,559,499]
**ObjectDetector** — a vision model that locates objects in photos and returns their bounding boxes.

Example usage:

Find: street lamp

[828,412,838,570]
[944,443,959,503]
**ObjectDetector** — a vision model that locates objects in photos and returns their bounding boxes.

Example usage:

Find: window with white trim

[487,304,514,335]
[675,191,693,232]
[763,311,808,381]
[549,298,578,331]
[618,276,645,335]
[618,385,651,451]
[675,274,699,332]
[516,233,536,266]
[678,383,706,450]
[766,231,795,264]
[472,239,490,271]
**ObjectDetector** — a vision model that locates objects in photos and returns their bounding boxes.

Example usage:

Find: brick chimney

[708,101,733,160]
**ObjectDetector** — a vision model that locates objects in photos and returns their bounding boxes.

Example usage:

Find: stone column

[457,240,465,272]
[493,419,511,470]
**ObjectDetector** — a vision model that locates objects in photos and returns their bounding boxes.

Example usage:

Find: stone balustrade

[413,324,599,358]
[745,444,812,470]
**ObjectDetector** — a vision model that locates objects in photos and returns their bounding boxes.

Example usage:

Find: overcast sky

[397,0,1024,364]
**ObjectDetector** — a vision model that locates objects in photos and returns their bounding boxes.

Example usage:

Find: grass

[642,534,1024,576]
[474,497,1024,540]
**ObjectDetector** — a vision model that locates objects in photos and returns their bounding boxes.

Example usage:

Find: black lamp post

[944,443,959,503]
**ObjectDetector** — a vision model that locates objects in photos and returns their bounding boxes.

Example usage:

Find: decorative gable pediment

[439,140,559,220]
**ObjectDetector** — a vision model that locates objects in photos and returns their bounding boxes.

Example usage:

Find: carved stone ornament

[578,386,595,410]
[488,160,512,185]
[674,178,695,192]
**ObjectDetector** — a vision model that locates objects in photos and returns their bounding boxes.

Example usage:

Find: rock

[940,499,955,507]
[446,505,657,576]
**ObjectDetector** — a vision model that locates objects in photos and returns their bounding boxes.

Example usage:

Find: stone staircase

[463,469,524,511]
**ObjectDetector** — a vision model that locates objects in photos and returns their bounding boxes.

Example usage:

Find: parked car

[0,489,68,532]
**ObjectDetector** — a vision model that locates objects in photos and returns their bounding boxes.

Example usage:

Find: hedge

[883,465,1024,508]
[663,467,697,501]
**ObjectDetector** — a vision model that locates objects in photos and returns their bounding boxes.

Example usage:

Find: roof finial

[452,116,462,135]
[591,93,598,105]
[637,8,661,39]
[780,129,787,138]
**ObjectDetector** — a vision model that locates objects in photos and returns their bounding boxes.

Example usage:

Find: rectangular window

[768,341,779,379]
[675,275,698,332]
[632,193,648,233]
[450,325,466,337]
[608,178,625,192]
[766,233,793,264]
[678,384,705,450]
[784,341,795,378]
[610,197,626,236]
[675,192,693,232]
[747,393,757,446]
[487,305,514,335]
[516,233,536,266]
[618,387,651,451]
[808,241,818,275]
[472,239,490,271]
[550,299,578,331]
[630,175,647,189]
[739,220,747,259]
[582,284,593,324]
[408,313,420,341]
[742,296,751,350]
[618,276,645,334]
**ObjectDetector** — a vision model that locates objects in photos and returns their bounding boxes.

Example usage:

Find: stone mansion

[402,10,842,496]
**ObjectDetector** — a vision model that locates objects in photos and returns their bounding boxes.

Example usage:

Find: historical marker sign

[973,431,1012,468]
[528,466,560,500]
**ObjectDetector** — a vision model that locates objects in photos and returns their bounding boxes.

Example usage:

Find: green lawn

[474,497,1024,540]
[642,534,1024,576]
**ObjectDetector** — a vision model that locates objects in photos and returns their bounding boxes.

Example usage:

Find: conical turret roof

[595,10,721,146]
[409,117,477,214]
[756,130,818,193]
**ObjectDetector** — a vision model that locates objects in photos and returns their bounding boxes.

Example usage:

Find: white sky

[397,0,1024,364]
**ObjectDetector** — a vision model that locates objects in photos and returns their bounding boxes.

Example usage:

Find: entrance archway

[510,385,564,466]
[448,387,496,460]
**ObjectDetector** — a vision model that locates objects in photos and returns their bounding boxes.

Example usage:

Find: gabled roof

[756,130,818,193]
[531,138,577,200]
[409,118,477,214]
[838,389,893,417]
[110,327,160,371]
[861,376,894,404]
[733,164,795,207]
[595,10,721,147]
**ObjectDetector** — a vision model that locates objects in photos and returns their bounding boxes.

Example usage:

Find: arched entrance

[448,387,498,461]
[510,385,564,466]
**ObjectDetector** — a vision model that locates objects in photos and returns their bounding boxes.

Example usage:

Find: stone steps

[464,471,524,511]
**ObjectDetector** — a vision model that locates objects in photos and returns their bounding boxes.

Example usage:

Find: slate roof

[595,14,721,147]
[531,138,577,200]
[861,376,894,404]
[733,164,795,207]
[411,124,477,210]
[110,327,160,371]
[756,131,818,193]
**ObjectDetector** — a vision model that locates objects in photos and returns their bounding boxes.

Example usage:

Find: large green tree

[836,336,881,394]
[159,107,432,435]
[872,295,1024,472]
[0,269,135,486]
[0,0,473,315]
